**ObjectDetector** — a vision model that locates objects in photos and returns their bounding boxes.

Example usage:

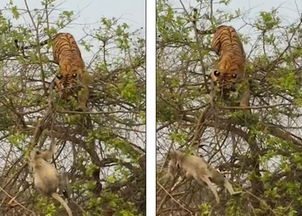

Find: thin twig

[157,182,194,215]
[244,190,277,216]
[219,103,291,110]
[57,110,138,115]
[0,186,36,215]
[24,0,47,94]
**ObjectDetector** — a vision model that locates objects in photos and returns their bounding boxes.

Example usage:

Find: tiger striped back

[52,33,85,92]
[211,26,246,86]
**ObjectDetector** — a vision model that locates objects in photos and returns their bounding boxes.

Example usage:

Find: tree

[0,0,145,215]
[156,0,302,215]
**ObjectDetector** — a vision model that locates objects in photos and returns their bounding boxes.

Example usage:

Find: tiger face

[211,70,238,85]
[211,26,245,87]
[211,53,245,87]
[54,72,81,96]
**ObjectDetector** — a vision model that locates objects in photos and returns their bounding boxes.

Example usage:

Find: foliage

[0,1,145,215]
[156,0,302,215]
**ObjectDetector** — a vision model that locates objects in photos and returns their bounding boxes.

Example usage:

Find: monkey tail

[51,193,73,216]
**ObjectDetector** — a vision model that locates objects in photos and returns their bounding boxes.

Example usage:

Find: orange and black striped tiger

[15,33,89,110]
[211,25,246,86]
[52,33,89,110]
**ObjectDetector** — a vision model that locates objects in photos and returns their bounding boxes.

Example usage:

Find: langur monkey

[168,150,239,203]
[29,143,73,216]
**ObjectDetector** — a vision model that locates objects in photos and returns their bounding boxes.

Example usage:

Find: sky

[218,0,301,50]
[2,0,300,51]
[170,0,301,25]
[55,0,145,34]
[0,0,145,31]
[0,0,145,60]
[223,0,301,29]
[169,0,301,54]
[231,0,301,22]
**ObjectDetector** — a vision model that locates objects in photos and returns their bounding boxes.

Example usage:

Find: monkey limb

[167,158,178,178]
[208,167,235,195]
[167,150,239,203]
[29,144,73,216]
[51,193,73,216]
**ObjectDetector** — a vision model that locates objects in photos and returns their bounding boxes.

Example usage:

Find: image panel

[0,0,145,215]
[156,0,302,215]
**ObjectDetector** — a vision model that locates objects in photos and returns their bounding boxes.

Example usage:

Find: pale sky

[222,0,301,28]
[169,0,301,24]
[168,0,301,55]
[0,0,145,60]
[56,0,145,34]
[0,0,145,37]
[231,0,301,22]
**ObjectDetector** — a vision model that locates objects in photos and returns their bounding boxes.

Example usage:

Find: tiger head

[55,73,79,91]
[54,63,83,96]
[55,72,81,97]
[211,53,244,87]
[210,69,239,86]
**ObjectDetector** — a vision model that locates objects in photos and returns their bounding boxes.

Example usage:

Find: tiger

[52,33,89,110]
[14,33,89,110]
[211,25,246,86]
[210,25,249,108]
